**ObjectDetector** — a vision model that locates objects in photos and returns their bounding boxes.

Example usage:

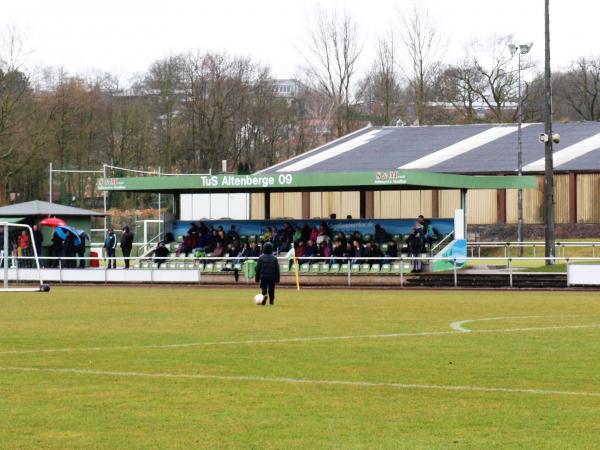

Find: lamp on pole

[509,42,533,256]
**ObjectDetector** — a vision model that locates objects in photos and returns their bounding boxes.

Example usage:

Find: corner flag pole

[287,247,300,291]
[293,254,300,291]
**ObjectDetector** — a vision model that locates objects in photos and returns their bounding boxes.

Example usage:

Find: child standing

[255,242,280,305]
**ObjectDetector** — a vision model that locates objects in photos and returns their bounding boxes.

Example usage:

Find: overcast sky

[1,0,597,84]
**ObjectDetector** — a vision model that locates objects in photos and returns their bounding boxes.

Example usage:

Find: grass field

[2,287,600,449]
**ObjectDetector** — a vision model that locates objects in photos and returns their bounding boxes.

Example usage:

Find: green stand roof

[97,170,537,194]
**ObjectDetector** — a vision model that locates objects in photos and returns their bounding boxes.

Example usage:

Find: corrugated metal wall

[578,174,600,223]
[374,191,433,218]
[506,175,569,224]
[554,175,570,224]
[250,193,265,219]
[270,192,303,218]
[466,189,497,224]
[438,190,461,218]
[249,175,598,223]
[310,192,360,218]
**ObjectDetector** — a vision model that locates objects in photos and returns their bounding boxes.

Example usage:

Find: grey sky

[1,0,597,84]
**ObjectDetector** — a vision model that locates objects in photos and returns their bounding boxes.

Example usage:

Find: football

[254,293,264,305]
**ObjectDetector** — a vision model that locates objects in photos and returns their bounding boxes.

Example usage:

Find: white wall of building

[179,193,249,220]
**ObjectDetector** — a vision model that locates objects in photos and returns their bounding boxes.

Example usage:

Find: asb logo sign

[374,170,407,185]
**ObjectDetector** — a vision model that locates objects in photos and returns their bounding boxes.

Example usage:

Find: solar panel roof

[259,122,600,175]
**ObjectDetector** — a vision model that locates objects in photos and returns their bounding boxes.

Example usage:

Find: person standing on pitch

[255,242,280,305]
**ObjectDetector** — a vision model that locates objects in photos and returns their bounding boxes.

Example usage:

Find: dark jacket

[120,230,134,250]
[33,229,43,248]
[63,233,77,256]
[104,233,117,250]
[255,243,280,283]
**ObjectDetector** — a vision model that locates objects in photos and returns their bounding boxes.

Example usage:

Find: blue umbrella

[55,225,82,246]
[76,229,90,241]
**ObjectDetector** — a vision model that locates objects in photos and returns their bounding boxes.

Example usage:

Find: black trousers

[260,280,276,304]
[122,247,132,269]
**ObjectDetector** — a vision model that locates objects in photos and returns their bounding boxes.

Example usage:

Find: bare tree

[358,33,404,125]
[466,35,533,122]
[554,56,600,121]
[302,7,361,136]
[401,4,439,125]
[433,62,483,122]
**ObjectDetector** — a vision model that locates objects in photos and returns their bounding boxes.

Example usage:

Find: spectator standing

[104,228,117,269]
[76,231,88,268]
[50,231,63,268]
[63,230,77,268]
[120,225,134,269]
[18,230,30,267]
[407,228,424,273]
[32,225,43,262]
[255,242,280,306]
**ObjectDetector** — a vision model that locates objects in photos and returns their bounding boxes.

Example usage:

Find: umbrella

[55,225,82,246]
[76,230,90,241]
[40,217,67,227]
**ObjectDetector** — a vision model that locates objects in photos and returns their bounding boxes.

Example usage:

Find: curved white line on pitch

[2,322,600,356]
[450,315,590,333]
[2,365,600,398]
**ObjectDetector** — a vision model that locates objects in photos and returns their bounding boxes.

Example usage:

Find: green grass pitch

[2,286,600,449]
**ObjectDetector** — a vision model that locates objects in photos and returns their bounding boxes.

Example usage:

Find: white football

[254,294,264,305]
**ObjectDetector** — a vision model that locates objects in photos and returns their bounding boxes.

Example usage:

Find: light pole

[509,42,533,256]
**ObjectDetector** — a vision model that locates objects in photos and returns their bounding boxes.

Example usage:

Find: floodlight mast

[509,41,533,256]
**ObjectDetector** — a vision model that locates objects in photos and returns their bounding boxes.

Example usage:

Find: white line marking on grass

[450,315,592,333]
[0,331,457,355]
[2,319,600,356]
[2,365,600,399]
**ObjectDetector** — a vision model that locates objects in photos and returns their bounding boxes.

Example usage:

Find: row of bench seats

[134,260,412,274]
[290,262,412,274]
[136,261,242,271]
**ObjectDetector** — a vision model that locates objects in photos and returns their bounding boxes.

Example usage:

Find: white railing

[2,254,598,289]
[468,241,600,258]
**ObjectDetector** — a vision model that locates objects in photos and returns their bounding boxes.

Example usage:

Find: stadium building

[243,122,600,237]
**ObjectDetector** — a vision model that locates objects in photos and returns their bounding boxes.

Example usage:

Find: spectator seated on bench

[153,241,170,268]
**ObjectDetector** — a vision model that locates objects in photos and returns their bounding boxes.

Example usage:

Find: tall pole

[3,224,8,288]
[103,164,108,234]
[158,167,162,238]
[544,0,555,263]
[517,51,524,256]
[49,162,53,203]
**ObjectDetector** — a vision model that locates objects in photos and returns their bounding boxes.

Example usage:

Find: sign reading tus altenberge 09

[200,174,294,188]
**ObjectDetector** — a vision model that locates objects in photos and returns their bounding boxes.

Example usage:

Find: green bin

[244,260,256,280]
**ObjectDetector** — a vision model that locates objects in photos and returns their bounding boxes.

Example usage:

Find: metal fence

[2,254,600,289]
[468,241,600,258]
